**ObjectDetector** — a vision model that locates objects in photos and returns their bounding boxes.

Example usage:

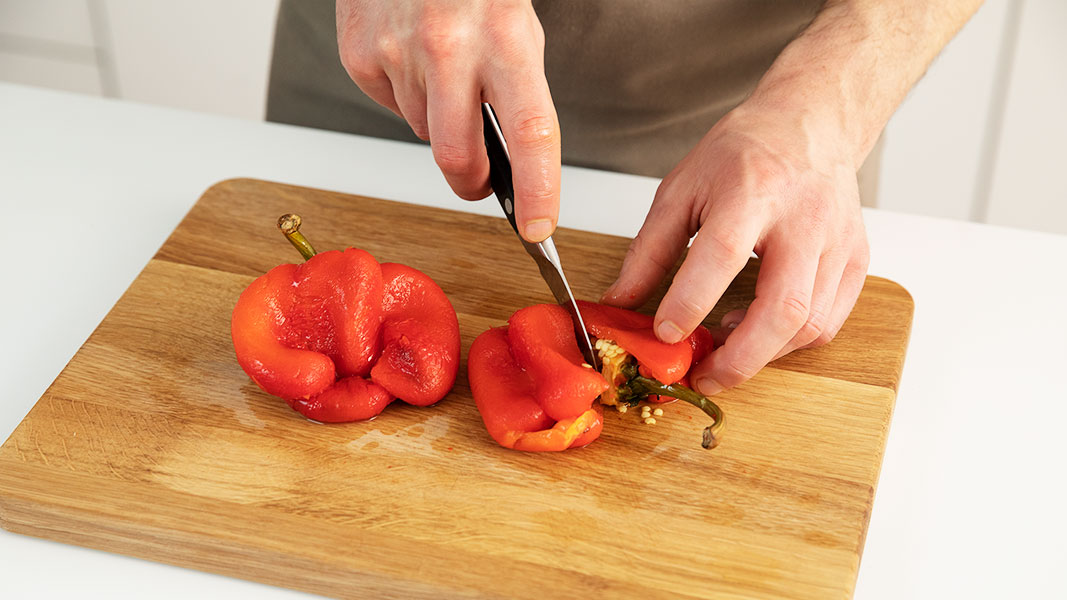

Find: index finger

[653,212,762,344]
[487,73,561,243]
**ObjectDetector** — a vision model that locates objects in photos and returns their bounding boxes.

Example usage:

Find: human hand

[602,99,870,395]
[336,0,560,241]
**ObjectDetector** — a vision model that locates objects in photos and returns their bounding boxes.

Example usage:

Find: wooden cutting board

[0,178,912,599]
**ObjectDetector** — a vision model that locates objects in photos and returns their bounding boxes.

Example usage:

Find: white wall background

[0,0,280,115]
[1,0,1065,235]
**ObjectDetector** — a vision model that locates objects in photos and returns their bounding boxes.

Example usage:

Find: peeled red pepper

[469,301,725,451]
[468,304,608,451]
[576,299,714,403]
[232,214,459,422]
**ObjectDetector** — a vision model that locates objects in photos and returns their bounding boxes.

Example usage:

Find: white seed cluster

[595,338,631,407]
[638,404,665,425]
[594,338,626,360]
[640,405,655,425]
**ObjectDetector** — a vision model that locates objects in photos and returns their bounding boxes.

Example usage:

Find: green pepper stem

[277,214,317,261]
[620,363,725,449]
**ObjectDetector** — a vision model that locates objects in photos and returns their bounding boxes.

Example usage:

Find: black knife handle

[481,103,520,235]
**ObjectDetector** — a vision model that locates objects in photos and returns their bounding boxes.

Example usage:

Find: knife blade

[480,102,600,370]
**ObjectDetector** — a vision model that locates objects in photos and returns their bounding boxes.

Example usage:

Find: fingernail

[523,219,554,242]
[694,377,723,396]
[722,308,746,330]
[656,320,686,344]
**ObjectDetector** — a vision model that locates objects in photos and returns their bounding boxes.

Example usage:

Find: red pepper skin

[688,322,715,366]
[232,248,382,401]
[507,304,610,422]
[647,325,716,404]
[370,262,460,406]
[469,327,553,446]
[469,316,606,452]
[575,300,693,384]
[232,249,459,422]
[289,377,394,423]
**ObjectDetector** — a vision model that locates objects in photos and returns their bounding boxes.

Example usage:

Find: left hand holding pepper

[602,99,869,398]
[601,0,983,397]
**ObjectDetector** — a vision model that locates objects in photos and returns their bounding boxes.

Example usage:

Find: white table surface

[2,82,1065,599]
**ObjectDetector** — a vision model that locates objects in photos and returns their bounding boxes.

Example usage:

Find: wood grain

[0,178,913,599]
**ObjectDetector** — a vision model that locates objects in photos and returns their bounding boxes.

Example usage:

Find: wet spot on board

[348,415,450,453]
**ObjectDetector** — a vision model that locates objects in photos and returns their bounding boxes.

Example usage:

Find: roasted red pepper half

[469,301,725,451]
[231,214,459,422]
[468,304,608,451]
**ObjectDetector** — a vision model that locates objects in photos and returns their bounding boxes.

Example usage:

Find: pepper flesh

[468,305,607,451]
[371,262,461,406]
[469,301,723,450]
[232,248,459,422]
[575,300,693,384]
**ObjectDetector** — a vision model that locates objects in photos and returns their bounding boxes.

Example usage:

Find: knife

[481,102,600,370]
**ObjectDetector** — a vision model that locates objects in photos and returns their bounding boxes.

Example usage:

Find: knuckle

[510,112,559,149]
[855,244,871,271]
[417,19,468,61]
[626,234,674,278]
[778,292,811,330]
[489,10,537,47]
[340,50,382,84]
[433,141,474,172]
[433,142,479,180]
[718,360,757,387]
[518,186,557,210]
[673,295,710,325]
[716,149,787,202]
[795,308,827,345]
[410,124,430,141]
[812,329,837,347]
[376,34,404,69]
[810,320,843,348]
[703,229,750,270]
[653,175,676,202]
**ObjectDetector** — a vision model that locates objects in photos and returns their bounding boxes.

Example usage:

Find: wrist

[745,54,877,172]
[732,80,861,172]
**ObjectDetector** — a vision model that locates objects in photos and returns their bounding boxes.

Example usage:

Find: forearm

[746,0,983,168]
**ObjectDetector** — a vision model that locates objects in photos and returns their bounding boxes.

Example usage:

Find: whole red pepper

[232,215,459,422]
[469,301,725,451]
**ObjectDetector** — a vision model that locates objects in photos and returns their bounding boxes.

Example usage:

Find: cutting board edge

[865,274,914,395]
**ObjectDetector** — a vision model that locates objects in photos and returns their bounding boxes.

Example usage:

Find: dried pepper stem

[618,363,725,450]
[278,214,317,261]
